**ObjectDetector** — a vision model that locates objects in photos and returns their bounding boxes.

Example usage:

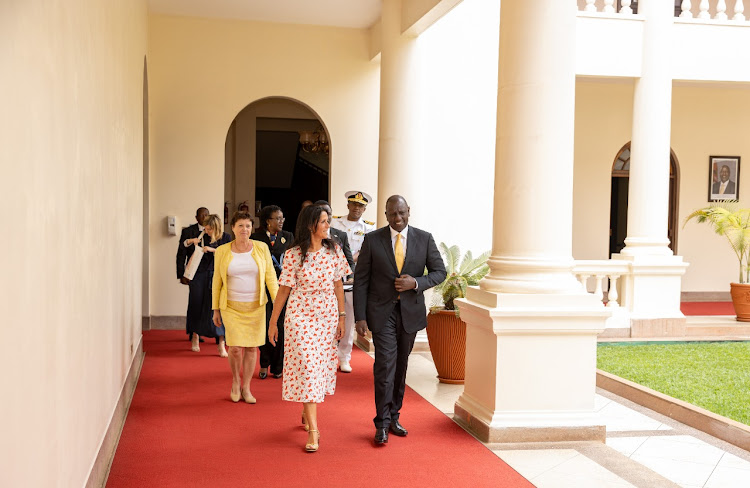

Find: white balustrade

[585,0,597,13]
[735,0,746,20]
[620,0,633,15]
[573,260,631,308]
[681,0,694,18]
[717,0,729,19]
[603,0,615,14]
[699,0,711,18]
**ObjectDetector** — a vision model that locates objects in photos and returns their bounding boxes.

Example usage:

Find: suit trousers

[371,304,416,428]
[259,302,285,375]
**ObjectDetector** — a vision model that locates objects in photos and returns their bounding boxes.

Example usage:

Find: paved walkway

[388,349,750,488]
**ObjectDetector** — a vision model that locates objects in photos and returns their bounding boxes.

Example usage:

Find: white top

[330,216,375,256]
[227,251,260,302]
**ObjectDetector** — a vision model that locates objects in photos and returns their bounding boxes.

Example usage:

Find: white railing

[578,0,747,21]
[573,260,631,308]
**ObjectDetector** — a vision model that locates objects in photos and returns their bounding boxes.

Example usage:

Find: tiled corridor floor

[393,351,750,488]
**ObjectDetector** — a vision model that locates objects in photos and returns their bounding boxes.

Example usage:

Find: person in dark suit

[177,206,210,342]
[353,195,446,445]
[712,164,736,196]
[314,200,355,271]
[251,205,294,379]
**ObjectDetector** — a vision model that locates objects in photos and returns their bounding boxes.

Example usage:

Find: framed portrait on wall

[708,156,740,202]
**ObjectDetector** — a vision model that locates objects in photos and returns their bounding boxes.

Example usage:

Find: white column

[376,0,422,228]
[615,0,688,327]
[454,0,610,443]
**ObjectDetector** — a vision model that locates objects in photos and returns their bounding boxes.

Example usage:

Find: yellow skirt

[222,300,266,347]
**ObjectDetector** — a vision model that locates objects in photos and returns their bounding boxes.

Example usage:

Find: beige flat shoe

[241,389,256,404]
[230,386,241,403]
[191,335,200,352]
[218,340,228,358]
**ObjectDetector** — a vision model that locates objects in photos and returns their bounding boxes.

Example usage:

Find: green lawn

[597,342,750,426]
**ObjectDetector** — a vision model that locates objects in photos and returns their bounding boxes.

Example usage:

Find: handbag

[183,231,205,280]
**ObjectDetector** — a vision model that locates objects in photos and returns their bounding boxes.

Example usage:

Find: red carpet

[107,331,532,488]
[681,302,735,316]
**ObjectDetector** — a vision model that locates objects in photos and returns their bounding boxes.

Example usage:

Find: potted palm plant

[426,243,490,384]
[684,201,750,321]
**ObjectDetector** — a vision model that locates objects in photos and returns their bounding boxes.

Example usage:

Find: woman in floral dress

[269,204,351,452]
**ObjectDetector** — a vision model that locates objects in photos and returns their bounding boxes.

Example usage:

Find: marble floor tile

[597,400,664,432]
[717,452,750,471]
[605,435,649,457]
[630,455,716,486]
[704,465,750,487]
[631,436,724,465]
[493,449,580,479]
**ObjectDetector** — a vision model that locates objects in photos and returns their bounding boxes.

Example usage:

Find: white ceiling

[148,0,382,29]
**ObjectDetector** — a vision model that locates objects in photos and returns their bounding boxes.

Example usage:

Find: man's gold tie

[395,234,405,273]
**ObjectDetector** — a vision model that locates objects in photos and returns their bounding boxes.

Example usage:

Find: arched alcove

[609,142,681,255]
[224,97,330,234]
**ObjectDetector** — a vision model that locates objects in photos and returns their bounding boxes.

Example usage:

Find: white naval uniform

[331,215,376,363]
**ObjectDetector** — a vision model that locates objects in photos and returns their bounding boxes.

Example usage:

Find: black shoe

[374,428,389,445]
[389,421,408,437]
[272,372,282,379]
[259,368,268,379]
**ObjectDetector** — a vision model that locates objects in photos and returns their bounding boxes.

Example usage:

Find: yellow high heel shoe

[305,430,320,453]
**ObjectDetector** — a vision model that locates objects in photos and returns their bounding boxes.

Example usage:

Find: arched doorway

[609,142,680,256]
[224,97,330,234]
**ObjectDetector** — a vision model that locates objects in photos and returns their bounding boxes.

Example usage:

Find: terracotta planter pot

[730,282,750,322]
[425,310,466,384]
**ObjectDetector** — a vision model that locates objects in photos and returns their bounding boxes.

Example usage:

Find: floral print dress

[279,244,351,403]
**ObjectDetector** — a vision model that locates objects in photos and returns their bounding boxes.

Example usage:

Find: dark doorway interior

[255,130,329,233]
[609,142,679,256]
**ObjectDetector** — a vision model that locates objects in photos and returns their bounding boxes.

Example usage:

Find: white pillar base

[454,287,610,443]
[612,253,689,318]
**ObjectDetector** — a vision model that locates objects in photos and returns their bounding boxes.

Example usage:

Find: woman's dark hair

[293,205,334,264]
[258,205,282,231]
[230,211,253,228]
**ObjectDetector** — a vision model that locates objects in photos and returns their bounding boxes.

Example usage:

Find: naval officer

[331,191,375,372]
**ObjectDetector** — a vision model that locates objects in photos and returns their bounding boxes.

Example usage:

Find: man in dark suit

[176,206,209,339]
[712,164,736,196]
[314,200,354,271]
[354,195,446,445]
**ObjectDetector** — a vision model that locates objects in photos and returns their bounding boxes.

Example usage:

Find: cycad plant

[684,201,750,284]
[430,243,490,315]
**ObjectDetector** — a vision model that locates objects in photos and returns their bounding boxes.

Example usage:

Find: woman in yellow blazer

[212,212,279,404]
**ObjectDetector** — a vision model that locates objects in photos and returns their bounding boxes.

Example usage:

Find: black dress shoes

[374,428,389,445]
[259,368,268,379]
[272,372,282,379]
[389,421,408,437]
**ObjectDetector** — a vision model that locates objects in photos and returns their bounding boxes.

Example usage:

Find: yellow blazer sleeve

[264,244,279,302]
[212,246,224,310]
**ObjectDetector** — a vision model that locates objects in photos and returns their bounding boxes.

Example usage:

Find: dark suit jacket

[176,223,202,278]
[353,226,446,334]
[712,180,736,195]
[250,229,294,278]
[330,227,355,272]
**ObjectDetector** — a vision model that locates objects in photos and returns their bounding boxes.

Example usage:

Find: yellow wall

[573,79,750,292]
[148,14,380,316]
[0,0,147,485]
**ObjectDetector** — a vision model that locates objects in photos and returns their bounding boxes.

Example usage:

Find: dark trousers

[259,302,285,375]
[371,305,416,429]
